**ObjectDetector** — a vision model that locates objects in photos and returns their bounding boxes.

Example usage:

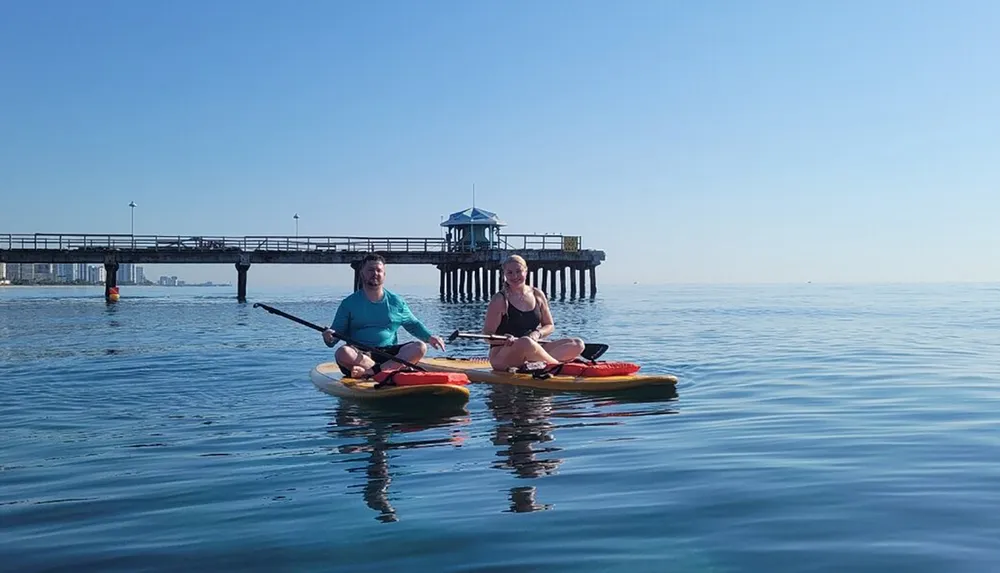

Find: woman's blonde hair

[502,254,527,270]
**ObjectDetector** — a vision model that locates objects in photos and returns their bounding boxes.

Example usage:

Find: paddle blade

[448,329,461,342]
[581,343,609,361]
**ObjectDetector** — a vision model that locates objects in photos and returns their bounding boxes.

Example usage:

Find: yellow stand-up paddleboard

[420,357,678,392]
[310,362,472,402]
[249,304,472,404]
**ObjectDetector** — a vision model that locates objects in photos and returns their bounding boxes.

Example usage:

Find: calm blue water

[2,283,998,572]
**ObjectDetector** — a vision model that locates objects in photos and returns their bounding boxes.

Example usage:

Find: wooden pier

[1,232,605,302]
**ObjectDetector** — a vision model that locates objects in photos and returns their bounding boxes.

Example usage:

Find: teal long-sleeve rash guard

[328,289,433,348]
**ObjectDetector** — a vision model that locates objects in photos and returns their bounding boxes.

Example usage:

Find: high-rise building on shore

[87,265,103,284]
[2,263,155,285]
[33,264,52,281]
[55,264,75,282]
[119,263,135,284]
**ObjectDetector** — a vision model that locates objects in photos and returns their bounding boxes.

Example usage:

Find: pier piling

[235,262,251,302]
[103,262,119,301]
[570,265,577,299]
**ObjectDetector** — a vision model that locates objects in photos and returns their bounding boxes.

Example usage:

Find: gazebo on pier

[441,207,505,252]
[430,206,603,301]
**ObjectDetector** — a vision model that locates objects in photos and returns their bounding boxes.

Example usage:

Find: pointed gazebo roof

[440,207,506,227]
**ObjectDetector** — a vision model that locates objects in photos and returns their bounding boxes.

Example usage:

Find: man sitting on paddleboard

[323,253,447,378]
[483,254,585,371]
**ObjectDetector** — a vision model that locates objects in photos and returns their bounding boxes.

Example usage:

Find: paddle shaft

[454,332,515,342]
[254,303,326,333]
[253,303,426,371]
[449,331,608,361]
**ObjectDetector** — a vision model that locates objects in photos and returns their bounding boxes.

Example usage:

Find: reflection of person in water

[360,437,396,522]
[332,402,467,523]
[509,485,550,513]
[486,385,562,513]
[333,404,398,522]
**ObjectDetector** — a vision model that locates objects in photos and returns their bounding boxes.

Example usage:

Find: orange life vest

[373,370,469,387]
[543,361,641,377]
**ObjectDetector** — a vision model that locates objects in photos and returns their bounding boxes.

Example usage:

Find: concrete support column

[559,267,567,300]
[235,262,251,302]
[589,266,597,298]
[103,262,119,301]
[474,265,482,301]
[351,261,362,292]
[439,266,446,300]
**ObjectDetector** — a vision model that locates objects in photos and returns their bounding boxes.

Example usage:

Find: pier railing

[0,233,584,253]
[0,233,601,301]
[498,234,582,251]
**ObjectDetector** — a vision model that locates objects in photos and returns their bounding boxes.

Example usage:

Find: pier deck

[1,233,605,301]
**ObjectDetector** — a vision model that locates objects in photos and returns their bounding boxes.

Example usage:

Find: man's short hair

[361,253,386,266]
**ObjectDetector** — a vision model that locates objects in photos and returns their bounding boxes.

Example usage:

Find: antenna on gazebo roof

[472,183,476,209]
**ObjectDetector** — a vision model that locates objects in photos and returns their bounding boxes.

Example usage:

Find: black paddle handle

[253,303,426,371]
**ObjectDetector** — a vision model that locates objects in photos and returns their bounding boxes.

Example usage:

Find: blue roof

[441,207,506,227]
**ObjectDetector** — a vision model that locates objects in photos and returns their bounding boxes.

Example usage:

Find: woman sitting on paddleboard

[484,254,585,371]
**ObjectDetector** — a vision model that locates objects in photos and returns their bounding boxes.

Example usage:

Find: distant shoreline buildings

[0,262,227,287]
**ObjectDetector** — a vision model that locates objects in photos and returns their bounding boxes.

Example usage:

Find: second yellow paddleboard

[419,357,678,391]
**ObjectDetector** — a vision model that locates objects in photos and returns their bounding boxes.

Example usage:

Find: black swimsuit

[492,291,541,345]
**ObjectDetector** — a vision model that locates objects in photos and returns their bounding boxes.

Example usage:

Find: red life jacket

[373,369,469,387]
[541,361,641,378]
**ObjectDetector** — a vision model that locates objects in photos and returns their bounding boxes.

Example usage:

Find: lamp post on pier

[293,213,299,239]
[129,201,136,248]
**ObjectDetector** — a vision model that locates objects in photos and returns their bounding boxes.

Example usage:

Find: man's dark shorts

[337,343,405,377]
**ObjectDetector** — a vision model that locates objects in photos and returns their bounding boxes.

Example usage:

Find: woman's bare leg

[490,337,560,370]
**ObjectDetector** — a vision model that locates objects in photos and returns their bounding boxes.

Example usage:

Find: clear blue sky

[2,0,998,286]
